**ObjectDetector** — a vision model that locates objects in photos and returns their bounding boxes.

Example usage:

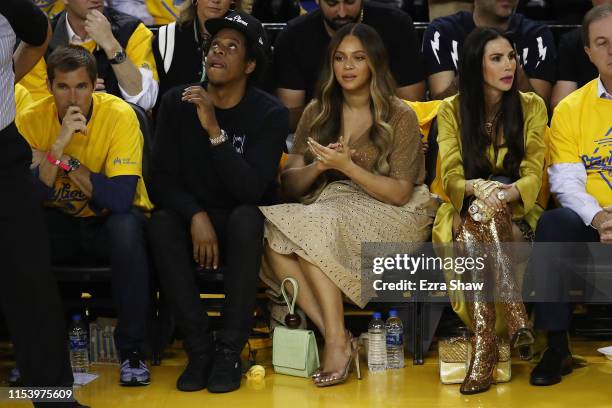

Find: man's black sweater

[150,84,289,221]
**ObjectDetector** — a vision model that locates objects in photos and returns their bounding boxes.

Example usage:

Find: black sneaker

[530,348,573,386]
[177,354,212,392]
[119,350,151,386]
[207,349,242,393]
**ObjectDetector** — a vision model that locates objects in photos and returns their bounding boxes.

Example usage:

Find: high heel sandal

[312,330,355,380]
[313,338,362,387]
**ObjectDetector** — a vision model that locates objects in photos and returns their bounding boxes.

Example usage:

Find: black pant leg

[0,124,73,388]
[148,210,215,357]
[217,205,265,352]
[531,208,600,331]
[0,179,74,387]
[149,206,263,354]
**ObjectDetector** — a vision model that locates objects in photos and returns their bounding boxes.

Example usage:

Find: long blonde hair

[302,23,397,203]
[178,0,234,25]
[177,0,196,24]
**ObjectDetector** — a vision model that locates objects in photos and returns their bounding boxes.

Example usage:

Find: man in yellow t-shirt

[528,5,612,388]
[146,0,183,24]
[19,0,159,111]
[16,46,153,387]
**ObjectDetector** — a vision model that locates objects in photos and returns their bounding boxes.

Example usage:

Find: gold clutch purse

[438,337,511,384]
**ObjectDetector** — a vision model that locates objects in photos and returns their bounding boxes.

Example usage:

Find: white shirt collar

[65,13,91,44]
[597,76,612,100]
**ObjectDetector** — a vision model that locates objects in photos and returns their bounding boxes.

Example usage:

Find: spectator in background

[428,0,473,20]
[239,0,255,14]
[300,0,320,12]
[146,0,187,24]
[274,0,426,132]
[423,0,556,105]
[517,0,595,23]
[19,0,159,111]
[551,0,612,108]
[148,12,288,394]
[107,0,155,25]
[35,0,66,18]
[17,45,154,387]
[529,4,612,387]
[253,0,301,22]
[368,0,427,20]
[369,0,403,8]
[153,0,231,115]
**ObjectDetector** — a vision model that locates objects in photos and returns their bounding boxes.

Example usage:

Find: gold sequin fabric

[260,181,437,308]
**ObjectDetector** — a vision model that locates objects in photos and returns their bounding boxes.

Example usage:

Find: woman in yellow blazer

[432,28,547,394]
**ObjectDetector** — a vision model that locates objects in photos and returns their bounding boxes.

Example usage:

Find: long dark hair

[303,23,397,202]
[458,27,524,180]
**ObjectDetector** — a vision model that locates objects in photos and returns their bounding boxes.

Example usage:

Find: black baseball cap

[205,11,267,55]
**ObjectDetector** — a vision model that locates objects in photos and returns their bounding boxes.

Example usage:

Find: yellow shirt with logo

[34,0,65,18]
[16,93,153,217]
[146,0,183,25]
[19,23,158,101]
[550,78,612,208]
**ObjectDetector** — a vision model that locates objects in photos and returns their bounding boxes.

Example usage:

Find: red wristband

[46,152,71,172]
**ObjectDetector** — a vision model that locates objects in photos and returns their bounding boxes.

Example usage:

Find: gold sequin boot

[456,215,498,395]
[489,209,535,360]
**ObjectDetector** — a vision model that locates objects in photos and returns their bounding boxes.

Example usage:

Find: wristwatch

[66,157,81,173]
[109,48,127,65]
[210,129,228,146]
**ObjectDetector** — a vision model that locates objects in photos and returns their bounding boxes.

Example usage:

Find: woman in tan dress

[259,23,437,386]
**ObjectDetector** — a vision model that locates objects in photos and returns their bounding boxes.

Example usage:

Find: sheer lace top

[291,97,425,186]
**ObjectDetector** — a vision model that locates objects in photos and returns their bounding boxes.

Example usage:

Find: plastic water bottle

[68,314,89,373]
[385,310,405,369]
[368,312,387,372]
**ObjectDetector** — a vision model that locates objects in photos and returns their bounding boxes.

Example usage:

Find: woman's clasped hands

[307,136,356,174]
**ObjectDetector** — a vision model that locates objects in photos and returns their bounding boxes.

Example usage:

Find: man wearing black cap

[148,11,289,393]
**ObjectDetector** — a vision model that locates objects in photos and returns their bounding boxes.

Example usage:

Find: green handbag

[272,278,320,377]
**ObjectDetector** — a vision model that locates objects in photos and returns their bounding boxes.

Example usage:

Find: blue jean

[43,207,151,355]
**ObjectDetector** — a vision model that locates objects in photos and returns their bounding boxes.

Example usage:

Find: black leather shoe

[530,348,573,386]
[207,349,242,393]
[177,354,212,392]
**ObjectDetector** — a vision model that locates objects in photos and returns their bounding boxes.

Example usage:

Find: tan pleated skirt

[259,181,438,308]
